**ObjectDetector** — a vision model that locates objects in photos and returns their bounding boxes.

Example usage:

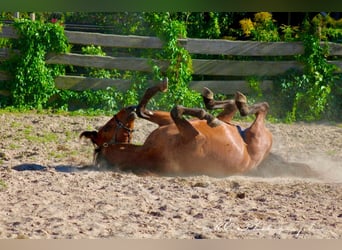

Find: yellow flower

[254,12,273,23]
[239,18,254,37]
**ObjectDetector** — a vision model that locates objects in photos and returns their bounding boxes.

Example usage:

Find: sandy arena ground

[0,112,341,239]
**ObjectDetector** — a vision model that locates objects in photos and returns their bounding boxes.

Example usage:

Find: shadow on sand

[11,164,100,173]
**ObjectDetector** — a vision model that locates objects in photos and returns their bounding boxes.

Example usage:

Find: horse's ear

[80,131,98,141]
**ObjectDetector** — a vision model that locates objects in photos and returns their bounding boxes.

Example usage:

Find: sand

[0,113,341,239]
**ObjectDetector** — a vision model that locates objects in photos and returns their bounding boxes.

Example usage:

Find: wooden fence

[1,25,342,96]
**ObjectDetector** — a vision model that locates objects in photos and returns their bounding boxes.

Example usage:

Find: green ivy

[145,13,202,110]
[81,45,120,79]
[56,45,149,112]
[6,19,69,109]
[278,31,337,122]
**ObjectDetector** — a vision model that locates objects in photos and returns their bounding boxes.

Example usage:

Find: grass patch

[10,121,22,128]
[65,130,80,141]
[326,150,338,156]
[26,132,59,143]
[0,179,7,190]
[48,149,79,160]
[9,143,21,150]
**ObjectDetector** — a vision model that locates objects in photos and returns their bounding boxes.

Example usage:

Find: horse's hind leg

[202,87,234,110]
[244,102,272,167]
[247,102,269,115]
[202,87,249,118]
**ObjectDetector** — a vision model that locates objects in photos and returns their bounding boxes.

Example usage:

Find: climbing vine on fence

[276,21,338,122]
[145,13,202,110]
[5,19,69,109]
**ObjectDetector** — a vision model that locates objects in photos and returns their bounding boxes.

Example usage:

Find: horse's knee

[170,105,183,121]
[249,102,270,115]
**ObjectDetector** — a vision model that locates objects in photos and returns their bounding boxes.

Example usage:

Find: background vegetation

[0,12,341,121]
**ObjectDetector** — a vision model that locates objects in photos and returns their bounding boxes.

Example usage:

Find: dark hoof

[136,105,152,119]
[207,118,222,127]
[235,91,249,116]
[202,87,214,99]
[170,105,183,120]
[236,102,249,116]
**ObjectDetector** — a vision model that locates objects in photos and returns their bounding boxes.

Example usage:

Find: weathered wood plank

[0,90,10,96]
[54,75,273,94]
[3,26,342,56]
[330,60,342,72]
[182,39,342,56]
[55,76,158,91]
[192,60,303,76]
[327,42,342,56]
[190,80,273,94]
[180,39,305,56]
[0,48,18,61]
[45,53,170,72]
[0,70,11,81]
[0,26,18,39]
[46,53,304,76]
[65,31,163,49]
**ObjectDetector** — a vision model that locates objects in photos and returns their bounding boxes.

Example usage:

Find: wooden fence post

[30,13,36,21]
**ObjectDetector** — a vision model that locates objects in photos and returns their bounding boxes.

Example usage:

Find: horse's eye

[126,105,136,112]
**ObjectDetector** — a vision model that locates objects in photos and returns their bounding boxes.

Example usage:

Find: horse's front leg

[136,77,173,126]
[202,87,249,123]
[136,77,168,118]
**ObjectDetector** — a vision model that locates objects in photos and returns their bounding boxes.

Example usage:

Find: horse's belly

[164,140,250,176]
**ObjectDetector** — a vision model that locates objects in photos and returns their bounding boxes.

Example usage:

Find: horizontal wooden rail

[45,53,304,76]
[2,26,342,56]
[54,75,273,94]
[1,25,342,96]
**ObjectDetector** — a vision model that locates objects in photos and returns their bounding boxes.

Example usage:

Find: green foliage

[56,45,149,113]
[240,14,341,122]
[277,31,337,122]
[0,179,7,190]
[247,77,263,98]
[1,12,341,120]
[4,19,69,109]
[312,13,342,43]
[81,45,120,79]
[145,13,202,110]
[280,24,300,41]
[240,12,280,42]
[64,12,152,35]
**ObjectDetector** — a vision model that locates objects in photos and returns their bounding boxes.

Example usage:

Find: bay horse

[80,78,272,176]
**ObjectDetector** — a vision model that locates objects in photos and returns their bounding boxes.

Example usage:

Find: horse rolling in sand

[80,78,272,176]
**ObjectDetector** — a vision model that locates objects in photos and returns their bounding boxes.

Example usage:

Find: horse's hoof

[235,91,249,116]
[136,105,152,119]
[202,87,214,99]
[170,105,183,120]
[237,103,249,116]
[235,91,247,103]
[207,118,222,127]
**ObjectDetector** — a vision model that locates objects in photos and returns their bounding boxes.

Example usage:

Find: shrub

[5,19,69,109]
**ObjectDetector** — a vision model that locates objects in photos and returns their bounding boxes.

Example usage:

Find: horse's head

[80,105,137,147]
